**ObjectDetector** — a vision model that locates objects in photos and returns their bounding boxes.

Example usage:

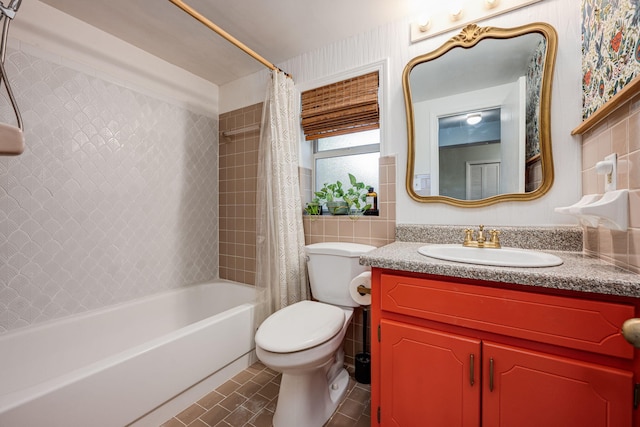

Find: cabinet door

[380,319,481,427]
[483,341,634,427]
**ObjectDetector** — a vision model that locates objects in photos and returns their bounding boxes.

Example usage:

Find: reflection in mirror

[438,107,502,200]
[404,23,557,207]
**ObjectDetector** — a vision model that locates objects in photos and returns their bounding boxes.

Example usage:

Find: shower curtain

[254,70,308,330]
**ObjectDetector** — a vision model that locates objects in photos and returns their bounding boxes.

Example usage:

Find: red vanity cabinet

[370,268,640,427]
[380,319,481,426]
[482,340,632,427]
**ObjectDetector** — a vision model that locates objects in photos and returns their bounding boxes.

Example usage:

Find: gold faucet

[463,225,501,248]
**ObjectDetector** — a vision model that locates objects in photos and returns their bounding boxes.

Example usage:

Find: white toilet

[255,241,375,427]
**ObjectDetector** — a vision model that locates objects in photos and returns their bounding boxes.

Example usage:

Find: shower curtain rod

[169,0,291,78]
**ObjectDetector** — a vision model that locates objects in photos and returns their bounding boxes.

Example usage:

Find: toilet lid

[255,300,345,353]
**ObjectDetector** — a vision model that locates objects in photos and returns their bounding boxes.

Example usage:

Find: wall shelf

[572,76,640,135]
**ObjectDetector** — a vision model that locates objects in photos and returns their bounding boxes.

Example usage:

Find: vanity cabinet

[371,270,639,427]
[380,320,481,426]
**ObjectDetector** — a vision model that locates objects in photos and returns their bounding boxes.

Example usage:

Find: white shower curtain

[254,70,308,330]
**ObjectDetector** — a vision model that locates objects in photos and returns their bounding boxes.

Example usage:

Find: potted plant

[316,180,348,214]
[304,201,322,216]
[314,174,371,215]
[343,175,372,215]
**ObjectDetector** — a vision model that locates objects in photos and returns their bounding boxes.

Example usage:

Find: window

[314,129,380,193]
[301,71,381,202]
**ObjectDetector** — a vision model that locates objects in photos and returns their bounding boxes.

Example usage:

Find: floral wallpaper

[582,0,640,119]
[526,38,546,160]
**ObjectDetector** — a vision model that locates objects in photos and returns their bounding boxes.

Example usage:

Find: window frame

[297,60,388,204]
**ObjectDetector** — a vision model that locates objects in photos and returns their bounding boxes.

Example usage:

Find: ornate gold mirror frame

[403,22,558,207]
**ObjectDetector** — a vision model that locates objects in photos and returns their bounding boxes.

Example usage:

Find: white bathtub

[0,280,256,427]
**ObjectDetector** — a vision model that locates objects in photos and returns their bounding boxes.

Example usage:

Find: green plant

[343,174,371,211]
[314,181,345,203]
[304,201,321,215]
[314,173,371,214]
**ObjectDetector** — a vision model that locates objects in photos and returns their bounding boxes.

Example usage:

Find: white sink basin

[418,244,563,268]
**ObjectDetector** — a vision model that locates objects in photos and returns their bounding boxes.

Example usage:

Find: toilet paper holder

[357,285,371,295]
[350,271,372,306]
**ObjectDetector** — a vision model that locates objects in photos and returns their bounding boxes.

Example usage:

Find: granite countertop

[360,241,640,298]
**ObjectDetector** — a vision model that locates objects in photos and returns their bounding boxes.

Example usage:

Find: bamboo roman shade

[300,71,379,141]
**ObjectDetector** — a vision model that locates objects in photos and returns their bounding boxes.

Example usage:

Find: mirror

[404,23,557,207]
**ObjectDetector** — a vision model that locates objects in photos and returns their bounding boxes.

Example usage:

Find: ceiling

[39,0,414,86]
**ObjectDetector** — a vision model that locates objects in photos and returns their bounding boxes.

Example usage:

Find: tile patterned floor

[160,362,371,427]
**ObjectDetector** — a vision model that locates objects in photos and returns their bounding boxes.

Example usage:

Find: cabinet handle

[489,358,495,392]
[469,354,475,386]
[622,318,640,347]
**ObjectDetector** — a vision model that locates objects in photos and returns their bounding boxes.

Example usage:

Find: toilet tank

[305,242,376,307]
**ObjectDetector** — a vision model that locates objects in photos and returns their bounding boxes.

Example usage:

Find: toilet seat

[255,300,345,353]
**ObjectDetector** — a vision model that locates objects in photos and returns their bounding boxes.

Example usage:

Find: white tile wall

[0,47,219,334]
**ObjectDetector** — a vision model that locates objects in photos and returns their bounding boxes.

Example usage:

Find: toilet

[255,241,375,427]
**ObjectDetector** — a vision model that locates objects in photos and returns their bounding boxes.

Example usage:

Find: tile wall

[301,155,397,247]
[0,46,219,334]
[218,103,262,285]
[581,96,640,273]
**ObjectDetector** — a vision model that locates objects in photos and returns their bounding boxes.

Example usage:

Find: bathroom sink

[417,244,563,268]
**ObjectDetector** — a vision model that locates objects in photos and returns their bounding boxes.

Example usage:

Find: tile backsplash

[0,46,219,334]
[581,94,640,273]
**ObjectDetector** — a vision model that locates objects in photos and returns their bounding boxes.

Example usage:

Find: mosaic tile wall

[0,46,219,334]
[582,0,640,119]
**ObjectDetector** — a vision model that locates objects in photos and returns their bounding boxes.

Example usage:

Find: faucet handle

[489,229,501,246]
[464,228,474,244]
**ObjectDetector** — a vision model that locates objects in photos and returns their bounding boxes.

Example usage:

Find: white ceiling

[39,0,414,86]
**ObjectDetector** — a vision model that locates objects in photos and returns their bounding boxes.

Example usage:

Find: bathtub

[0,280,256,427]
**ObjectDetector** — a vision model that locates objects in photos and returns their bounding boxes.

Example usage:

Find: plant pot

[326,201,348,215]
[348,208,364,220]
[304,203,322,216]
